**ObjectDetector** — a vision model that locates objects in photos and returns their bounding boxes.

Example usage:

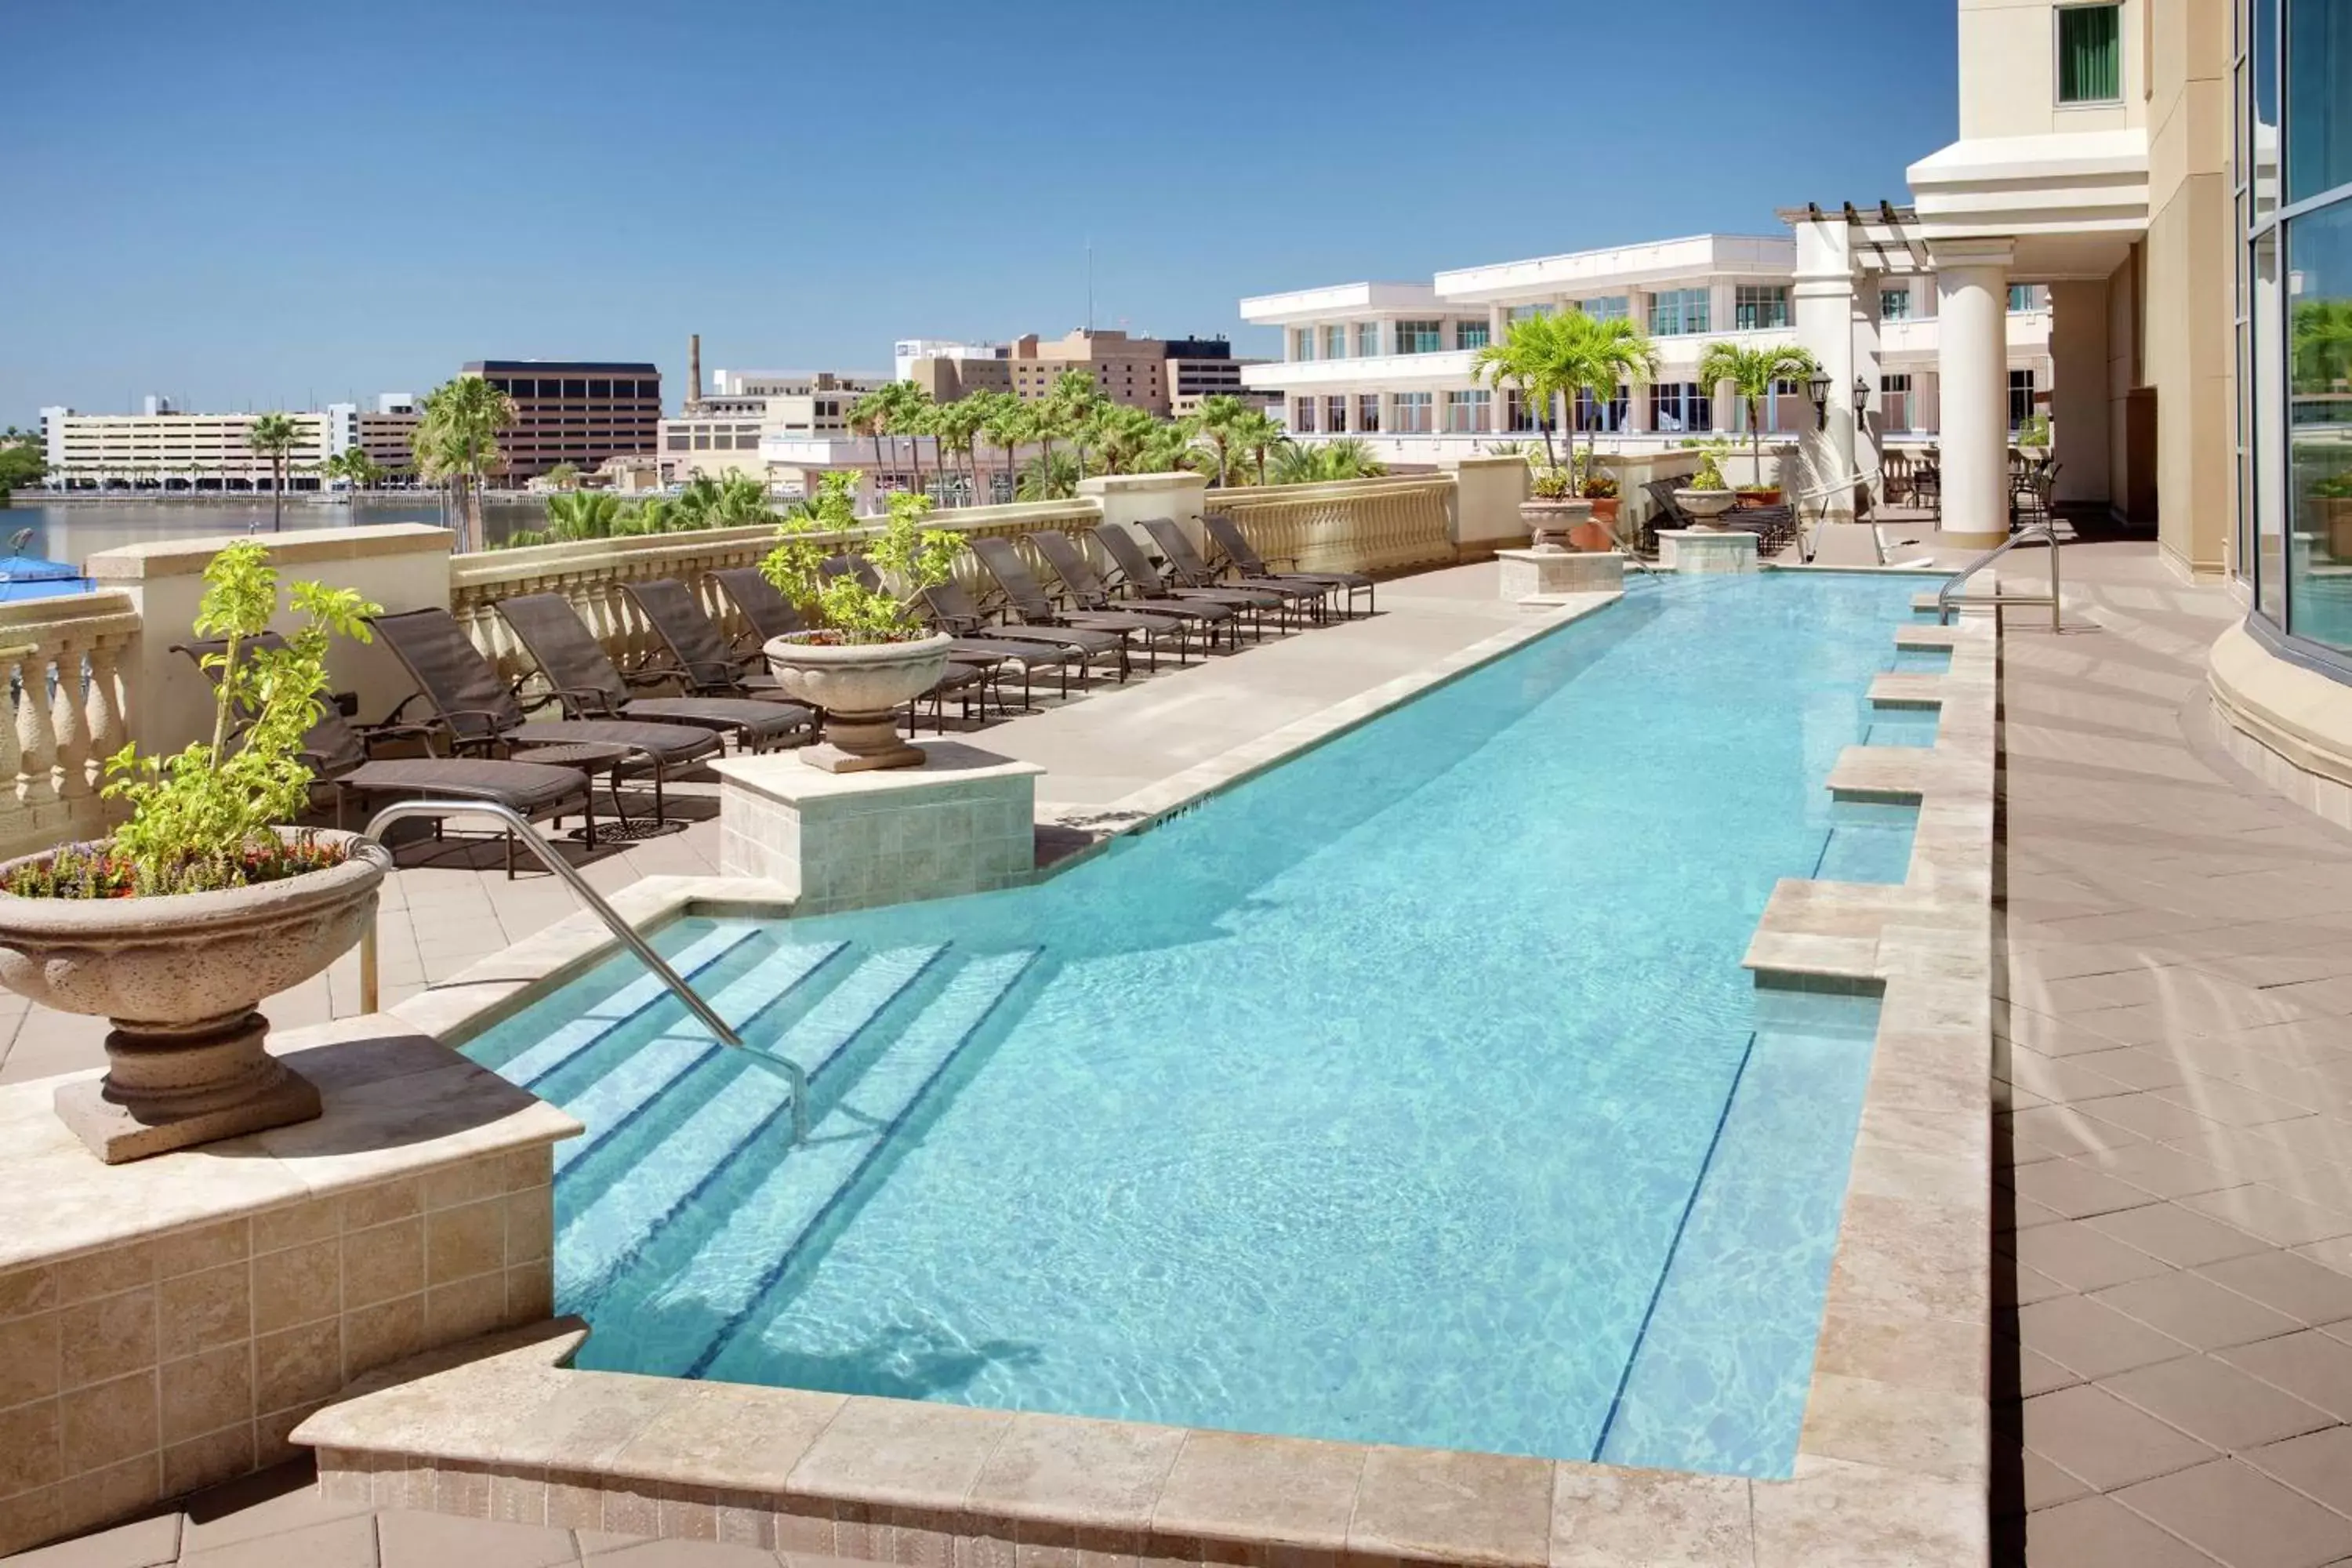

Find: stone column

[1793,216,1859,520]
[1930,238,2016,548]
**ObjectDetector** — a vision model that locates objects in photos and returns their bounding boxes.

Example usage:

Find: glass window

[2009,284,2041,312]
[1507,304,1551,325]
[1580,296,1630,322]
[1648,289,1710,336]
[1649,382,1711,433]
[1881,374,1915,431]
[1445,390,1490,433]
[1326,395,1348,433]
[1324,325,1347,360]
[1733,285,1790,330]
[1293,397,1316,434]
[2286,0,2351,205]
[564,379,588,399]
[1357,393,1381,432]
[1395,321,1443,354]
[1356,321,1381,357]
[1573,386,1628,432]
[1456,321,1490,350]
[2256,225,2288,622]
[2010,368,2038,427]
[536,379,564,397]
[588,379,612,398]
[1292,328,1314,361]
[2286,201,2352,650]
[1392,392,1433,433]
[1504,389,1537,433]
[2057,4,2123,103]
[1882,288,1912,320]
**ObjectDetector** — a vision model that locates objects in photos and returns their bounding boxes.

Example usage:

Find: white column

[1930,238,2015,546]
[1851,278,1883,485]
[1793,216,1858,519]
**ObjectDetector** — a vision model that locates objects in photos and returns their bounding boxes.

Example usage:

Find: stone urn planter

[765,631,953,773]
[1673,488,1739,531]
[0,829,393,1163]
[1519,497,1594,553]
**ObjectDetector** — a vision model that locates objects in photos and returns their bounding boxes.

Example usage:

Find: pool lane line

[1588,1028,1759,1465]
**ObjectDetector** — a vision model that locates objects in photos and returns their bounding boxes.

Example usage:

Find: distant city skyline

[3,0,1958,426]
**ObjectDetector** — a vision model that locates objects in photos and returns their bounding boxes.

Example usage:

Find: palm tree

[543,461,582,492]
[978,392,1030,503]
[413,376,517,554]
[2294,300,2352,390]
[848,389,893,483]
[1190,394,1250,486]
[1046,372,1106,479]
[1018,449,1080,501]
[1697,340,1823,489]
[1228,407,1286,486]
[1090,405,1160,475]
[1272,437,1388,485]
[544,490,623,540]
[884,383,939,497]
[927,397,985,504]
[246,412,301,532]
[1557,314,1661,488]
[1472,315,1570,470]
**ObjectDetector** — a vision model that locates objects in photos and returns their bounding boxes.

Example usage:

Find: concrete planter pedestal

[1497,549,1624,601]
[714,740,1041,916]
[1657,529,1759,574]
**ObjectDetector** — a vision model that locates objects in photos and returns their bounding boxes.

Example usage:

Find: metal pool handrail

[354,799,808,1143]
[1936,519,2062,631]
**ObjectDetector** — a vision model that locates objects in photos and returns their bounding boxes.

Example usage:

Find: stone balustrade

[0,592,142,862]
[1193,475,1457,577]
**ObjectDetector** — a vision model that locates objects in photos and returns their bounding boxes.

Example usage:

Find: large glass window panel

[1882,289,1912,320]
[1326,395,1348,433]
[2285,203,2352,648]
[1734,285,1790,330]
[1357,393,1381,433]
[1456,321,1490,351]
[1293,397,1316,434]
[2056,4,2122,103]
[1356,321,1381,357]
[1647,289,1709,336]
[1292,328,1314,361]
[1581,296,1629,323]
[2256,0,2281,221]
[1393,393,1433,433]
[1324,325,1348,360]
[2285,0,2350,206]
[1396,321,1443,354]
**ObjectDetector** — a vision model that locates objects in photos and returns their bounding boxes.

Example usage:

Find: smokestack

[688,334,702,412]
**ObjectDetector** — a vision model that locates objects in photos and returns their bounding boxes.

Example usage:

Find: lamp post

[1807,371,1833,426]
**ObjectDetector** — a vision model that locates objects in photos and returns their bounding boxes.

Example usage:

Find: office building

[658,370,894,485]
[460,360,661,482]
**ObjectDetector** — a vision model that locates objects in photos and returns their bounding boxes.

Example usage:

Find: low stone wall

[0,1022,575,1556]
[0,593,140,863]
[1194,475,1457,578]
[2208,619,2352,829]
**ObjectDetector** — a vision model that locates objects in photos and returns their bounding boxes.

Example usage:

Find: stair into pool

[474,931,1044,1378]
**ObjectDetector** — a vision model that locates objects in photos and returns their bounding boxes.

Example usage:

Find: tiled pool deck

[19,539,2352,1567]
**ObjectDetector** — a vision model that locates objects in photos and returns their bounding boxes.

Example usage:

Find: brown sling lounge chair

[1091,524,1288,633]
[494,593,817,751]
[1025,530,1239,649]
[920,578,1129,687]
[1201,512,1372,618]
[367,605,729,820]
[1142,518,1327,626]
[177,634,603,877]
[967,535,1190,671]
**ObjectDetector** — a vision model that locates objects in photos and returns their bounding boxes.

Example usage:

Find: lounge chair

[1091,524,1289,633]
[368,606,732,803]
[177,634,603,877]
[702,566,1004,726]
[967,535,1191,671]
[1139,519,1327,626]
[1641,479,1798,556]
[920,578,1131,687]
[494,593,817,751]
[1025,530,1239,649]
[1201,512,1373,619]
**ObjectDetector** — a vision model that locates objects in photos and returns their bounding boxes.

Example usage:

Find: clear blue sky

[4,0,1958,425]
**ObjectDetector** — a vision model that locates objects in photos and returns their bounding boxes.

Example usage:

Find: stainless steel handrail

[1791,466,1882,564]
[354,799,808,1143]
[1936,519,2062,631]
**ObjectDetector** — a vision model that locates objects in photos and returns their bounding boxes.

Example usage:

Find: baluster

[0,658,24,850]
[85,641,125,795]
[51,647,91,803]
[17,652,60,817]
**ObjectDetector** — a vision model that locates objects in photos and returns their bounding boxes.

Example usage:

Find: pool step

[476,924,761,1086]
[554,943,954,1301]
[550,940,854,1174]
[580,947,1044,1380]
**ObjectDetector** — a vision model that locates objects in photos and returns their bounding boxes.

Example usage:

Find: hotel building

[1240,236,2055,469]
[38,398,416,490]
[460,360,661,482]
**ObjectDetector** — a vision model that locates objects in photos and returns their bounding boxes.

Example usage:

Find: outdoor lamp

[1854,376,1873,412]
[1807,372,1832,421]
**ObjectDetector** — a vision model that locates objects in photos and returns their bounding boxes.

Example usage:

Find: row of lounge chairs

[206,513,1371,873]
[1638,480,1802,557]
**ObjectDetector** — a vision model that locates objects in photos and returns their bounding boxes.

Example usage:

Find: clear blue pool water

[464,571,1929,1477]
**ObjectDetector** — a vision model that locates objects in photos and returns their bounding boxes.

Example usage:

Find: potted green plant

[1519,458,1593,552]
[0,542,390,1163]
[760,470,960,772]
[1672,445,1737,529]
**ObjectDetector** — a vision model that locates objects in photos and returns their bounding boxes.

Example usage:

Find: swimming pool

[463,570,1928,1478]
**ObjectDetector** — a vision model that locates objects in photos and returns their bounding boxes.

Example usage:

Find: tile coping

[301,586,1996,1568]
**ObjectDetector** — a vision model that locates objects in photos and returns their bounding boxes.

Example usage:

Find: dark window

[537,379,564,398]
[2056,4,2122,103]
[589,379,612,398]
[561,379,585,399]
[2009,369,2037,427]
